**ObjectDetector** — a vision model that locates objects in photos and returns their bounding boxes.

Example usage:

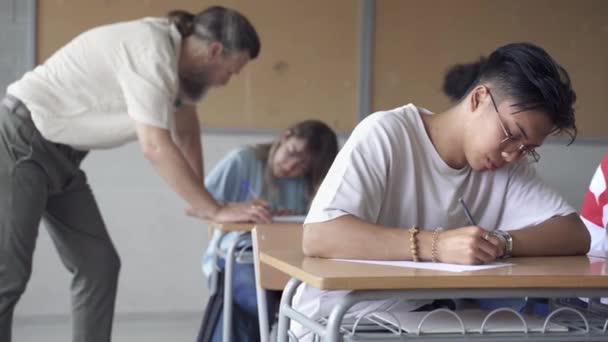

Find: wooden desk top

[260,250,608,290]
[209,221,304,232]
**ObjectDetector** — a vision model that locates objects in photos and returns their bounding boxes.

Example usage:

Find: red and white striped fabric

[580,154,608,257]
[580,155,608,305]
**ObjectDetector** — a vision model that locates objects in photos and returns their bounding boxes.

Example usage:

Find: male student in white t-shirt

[0,6,272,342]
[294,42,590,340]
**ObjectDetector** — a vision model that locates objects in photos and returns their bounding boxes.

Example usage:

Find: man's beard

[178,73,210,103]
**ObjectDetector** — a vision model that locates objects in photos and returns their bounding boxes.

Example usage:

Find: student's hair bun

[442,56,486,101]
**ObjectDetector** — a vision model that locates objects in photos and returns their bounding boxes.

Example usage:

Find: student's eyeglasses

[487,88,541,163]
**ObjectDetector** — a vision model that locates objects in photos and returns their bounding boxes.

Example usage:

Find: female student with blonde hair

[199,119,338,342]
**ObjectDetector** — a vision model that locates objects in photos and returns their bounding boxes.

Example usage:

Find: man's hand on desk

[186,199,273,223]
[434,226,505,265]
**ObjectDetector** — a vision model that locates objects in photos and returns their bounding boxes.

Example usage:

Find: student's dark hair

[476,42,577,143]
[443,56,486,102]
[168,6,260,59]
[252,120,339,204]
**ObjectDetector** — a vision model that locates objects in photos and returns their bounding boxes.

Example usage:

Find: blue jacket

[202,147,308,277]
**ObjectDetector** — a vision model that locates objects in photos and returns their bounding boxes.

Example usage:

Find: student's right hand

[212,199,272,223]
[434,226,503,265]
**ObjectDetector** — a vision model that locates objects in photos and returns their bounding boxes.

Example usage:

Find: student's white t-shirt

[7,17,181,150]
[293,104,575,338]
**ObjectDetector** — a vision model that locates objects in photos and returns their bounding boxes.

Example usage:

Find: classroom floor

[13,312,202,342]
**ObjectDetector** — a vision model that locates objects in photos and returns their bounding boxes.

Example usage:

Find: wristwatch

[491,230,513,258]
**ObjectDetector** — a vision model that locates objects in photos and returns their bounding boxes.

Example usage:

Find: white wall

[536,140,607,209]
[13,131,607,318]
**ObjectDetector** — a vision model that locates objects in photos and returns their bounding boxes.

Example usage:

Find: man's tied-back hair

[168,6,260,59]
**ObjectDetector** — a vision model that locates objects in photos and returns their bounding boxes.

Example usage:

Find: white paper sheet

[332,258,513,272]
[588,251,608,259]
[272,215,306,223]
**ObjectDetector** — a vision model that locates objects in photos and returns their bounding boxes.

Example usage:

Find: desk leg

[277,278,302,342]
[222,232,252,342]
[256,281,270,342]
[325,291,371,342]
[209,232,227,296]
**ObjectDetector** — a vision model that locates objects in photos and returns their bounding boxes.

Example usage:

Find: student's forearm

[510,213,590,257]
[303,215,434,260]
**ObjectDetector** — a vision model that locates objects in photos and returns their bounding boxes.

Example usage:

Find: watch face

[503,232,513,257]
[492,230,512,258]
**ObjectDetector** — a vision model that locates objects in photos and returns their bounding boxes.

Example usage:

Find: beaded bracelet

[408,226,419,262]
[431,227,444,263]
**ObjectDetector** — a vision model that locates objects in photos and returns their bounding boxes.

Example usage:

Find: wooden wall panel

[374,0,608,138]
[37,0,359,130]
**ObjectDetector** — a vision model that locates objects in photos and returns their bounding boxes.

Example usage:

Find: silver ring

[483,232,491,240]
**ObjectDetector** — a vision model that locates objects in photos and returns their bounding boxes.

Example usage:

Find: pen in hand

[241,179,274,212]
[459,197,495,238]
[241,179,259,200]
[458,197,477,226]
